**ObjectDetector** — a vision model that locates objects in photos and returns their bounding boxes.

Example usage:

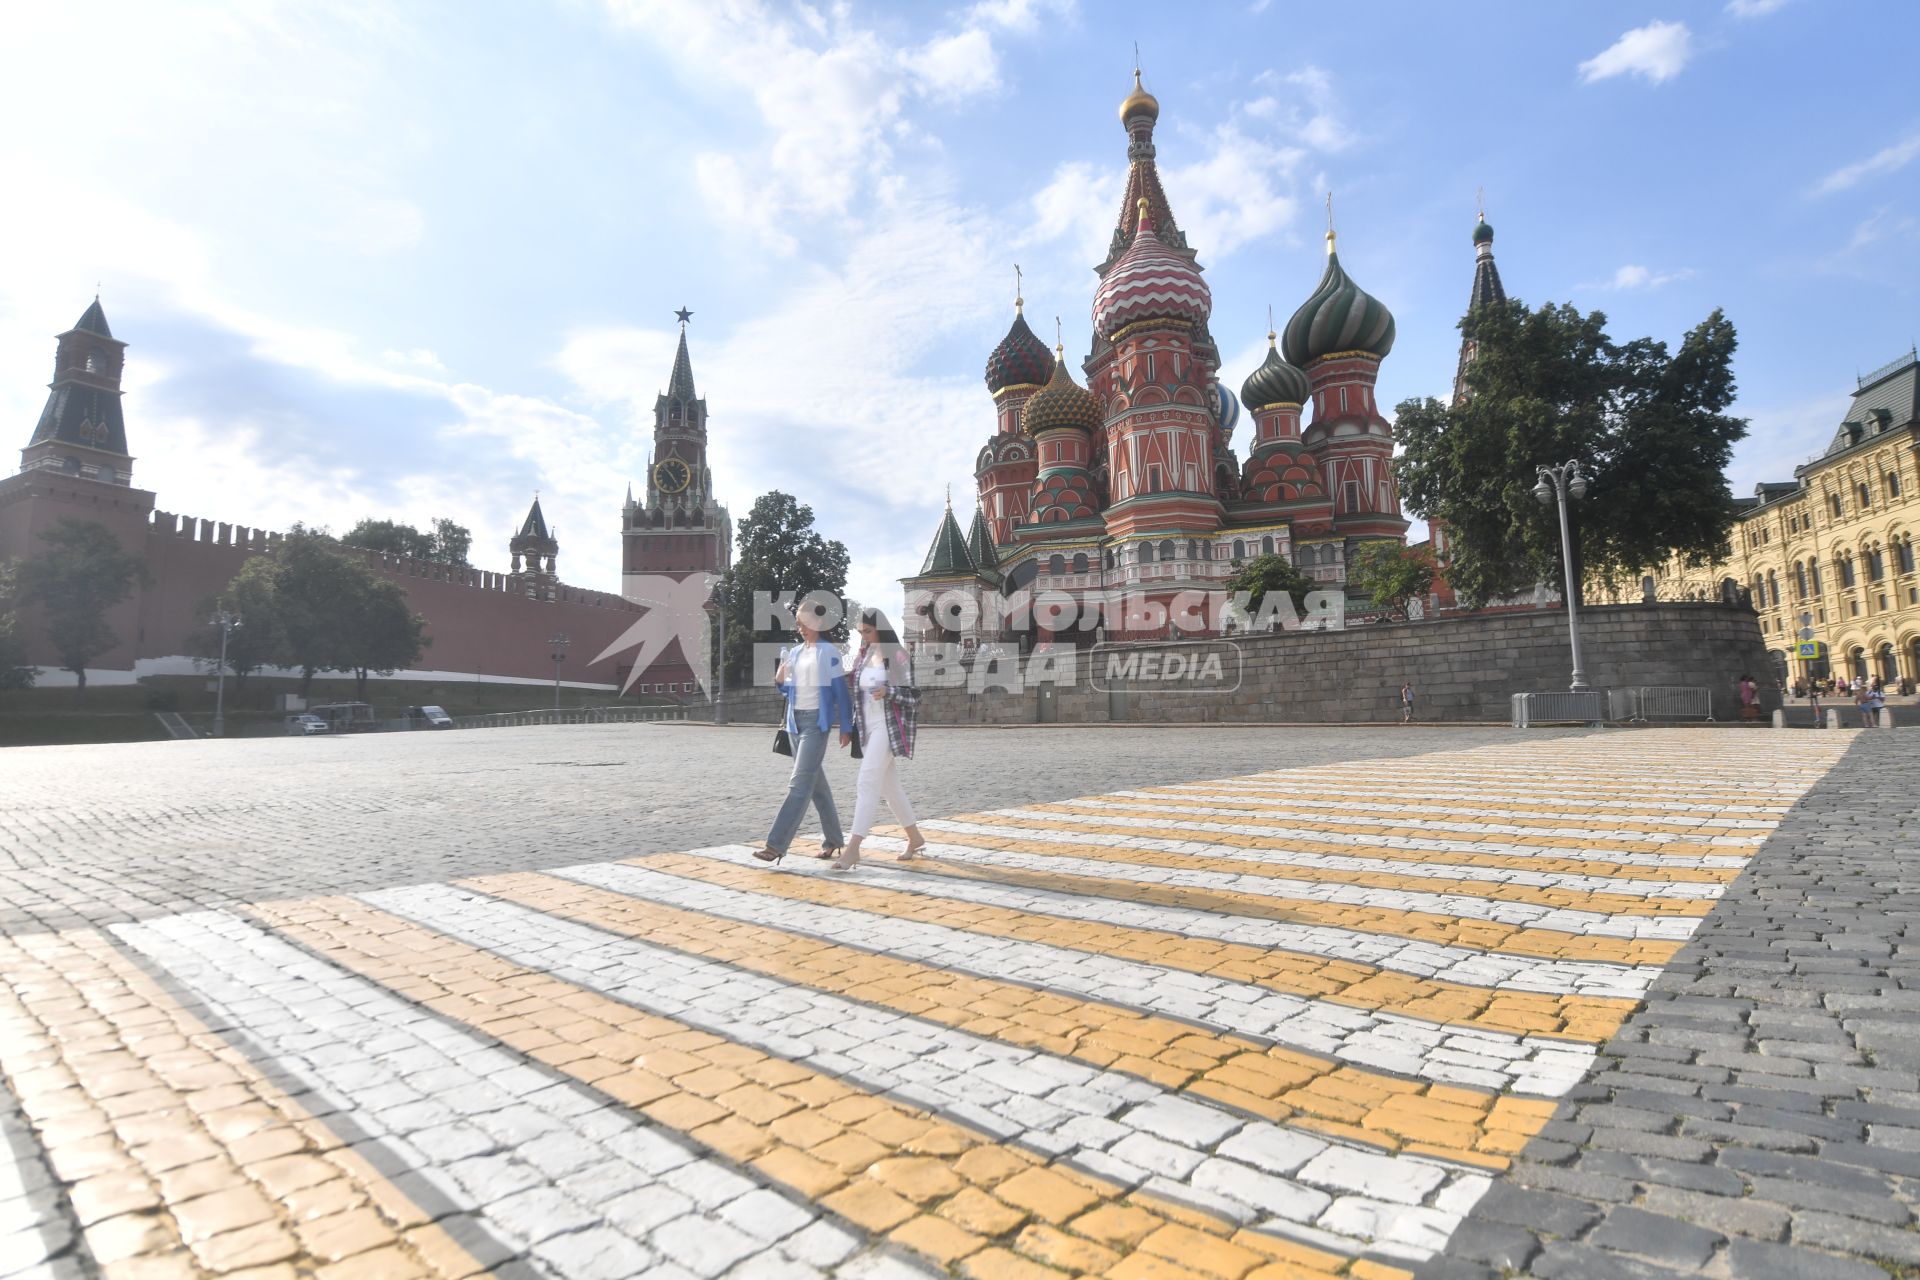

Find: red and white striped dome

[1092,200,1211,338]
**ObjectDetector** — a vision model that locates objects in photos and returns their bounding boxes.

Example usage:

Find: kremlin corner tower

[904,71,1410,644]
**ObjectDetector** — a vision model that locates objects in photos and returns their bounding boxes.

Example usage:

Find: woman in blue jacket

[752,610,855,863]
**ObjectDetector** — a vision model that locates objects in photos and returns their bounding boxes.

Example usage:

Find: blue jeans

[766,724,843,853]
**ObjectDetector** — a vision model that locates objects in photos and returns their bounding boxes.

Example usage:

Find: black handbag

[772,728,793,756]
[850,731,863,760]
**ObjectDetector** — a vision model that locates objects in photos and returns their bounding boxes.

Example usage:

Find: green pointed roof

[71,298,114,339]
[966,503,998,569]
[919,505,975,576]
[517,496,551,541]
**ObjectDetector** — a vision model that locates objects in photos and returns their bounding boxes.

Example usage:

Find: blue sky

[2,1,1916,615]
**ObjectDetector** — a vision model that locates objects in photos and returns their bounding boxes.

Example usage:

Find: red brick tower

[622,310,732,580]
[508,495,558,601]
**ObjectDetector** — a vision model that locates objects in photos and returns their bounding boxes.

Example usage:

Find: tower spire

[1014,264,1024,315]
[1325,191,1336,253]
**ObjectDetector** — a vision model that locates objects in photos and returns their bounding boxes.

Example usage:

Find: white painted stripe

[110,911,876,1280]
[549,860,1598,1095]
[908,830,1701,942]
[993,805,1766,852]
[1211,782,1795,816]
[371,882,1492,1263]
[666,847,1659,1000]
[0,1082,65,1277]
[1110,791,1782,833]
[926,818,1733,896]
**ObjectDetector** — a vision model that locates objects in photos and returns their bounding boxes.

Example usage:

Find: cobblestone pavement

[0,726,1888,1278]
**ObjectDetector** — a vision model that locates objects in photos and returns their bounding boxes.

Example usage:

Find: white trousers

[851,714,916,837]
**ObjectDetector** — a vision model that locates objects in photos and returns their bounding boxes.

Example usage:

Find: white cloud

[1165,125,1303,259]
[382,348,448,373]
[1814,132,1920,196]
[906,28,1000,100]
[1847,207,1920,252]
[1589,263,1697,291]
[1578,21,1693,85]
[1725,0,1789,16]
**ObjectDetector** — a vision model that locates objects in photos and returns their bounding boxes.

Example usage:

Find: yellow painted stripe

[246,896,1357,1277]
[1004,804,1747,861]
[1105,790,1751,840]
[634,854,1640,1042]
[871,854,1687,967]
[928,818,1741,885]
[927,821,1722,916]
[0,929,490,1279]
[466,871,1557,1170]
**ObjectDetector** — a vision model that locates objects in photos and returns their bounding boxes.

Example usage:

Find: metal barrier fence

[453,705,688,729]
[1617,686,1715,723]
[1511,690,1609,728]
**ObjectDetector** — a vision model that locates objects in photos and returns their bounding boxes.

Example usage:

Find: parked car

[285,713,330,736]
[406,705,455,729]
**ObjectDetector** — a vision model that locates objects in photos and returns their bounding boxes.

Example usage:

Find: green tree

[187,559,284,689]
[718,491,851,684]
[1394,300,1745,608]
[15,519,150,703]
[272,527,368,696]
[0,558,35,690]
[1224,553,1317,626]
[342,576,428,700]
[343,516,471,565]
[1348,542,1436,621]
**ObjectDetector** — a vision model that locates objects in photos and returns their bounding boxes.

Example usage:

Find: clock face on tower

[653,458,692,494]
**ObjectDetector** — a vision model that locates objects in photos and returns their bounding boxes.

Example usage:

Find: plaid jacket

[849,644,920,759]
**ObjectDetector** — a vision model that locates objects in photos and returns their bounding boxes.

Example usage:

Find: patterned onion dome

[1214,381,1241,440]
[984,308,1053,393]
[1473,217,1494,246]
[1241,336,1311,408]
[1020,346,1101,437]
[1092,200,1211,338]
[1282,234,1396,367]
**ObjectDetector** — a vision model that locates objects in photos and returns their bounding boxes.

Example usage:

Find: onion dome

[1119,67,1159,123]
[1473,218,1494,246]
[1092,200,1211,337]
[984,306,1053,394]
[1241,331,1311,408]
[1282,231,1395,366]
[1021,345,1101,437]
[1214,381,1241,440]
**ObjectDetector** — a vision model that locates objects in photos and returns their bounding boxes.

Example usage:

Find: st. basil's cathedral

[903,71,1417,643]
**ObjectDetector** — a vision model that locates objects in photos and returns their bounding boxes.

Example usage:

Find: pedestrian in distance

[835,607,926,873]
[752,603,855,865]
[1869,680,1888,727]
[1738,673,1760,721]
[1400,682,1415,723]
[1856,680,1878,729]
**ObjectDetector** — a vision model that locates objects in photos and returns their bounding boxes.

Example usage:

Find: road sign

[1799,626,1816,641]
[1797,641,1825,659]
[1801,612,1814,627]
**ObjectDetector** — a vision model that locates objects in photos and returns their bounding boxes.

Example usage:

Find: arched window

[1832,494,1844,519]
[1048,554,1065,575]
[1870,547,1886,581]
[1159,539,1177,561]
[1261,535,1275,556]
[1841,555,1856,587]
[1323,544,1340,566]
[84,352,103,373]
[1071,552,1088,573]
[1232,540,1245,560]
[1187,539,1200,561]
[1891,472,1904,500]
[1794,562,1807,598]
[1899,539,1916,575]
[1810,557,1823,595]
[1139,541,1155,564]
[1766,570,1780,607]
[1860,482,1872,509]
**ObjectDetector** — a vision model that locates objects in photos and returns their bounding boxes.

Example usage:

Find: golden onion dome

[1021,345,1101,437]
[1119,68,1159,124]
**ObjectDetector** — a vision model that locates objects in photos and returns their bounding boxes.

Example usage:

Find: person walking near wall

[1738,674,1760,721]
[834,607,925,872]
[752,606,854,864]
[1400,682,1415,723]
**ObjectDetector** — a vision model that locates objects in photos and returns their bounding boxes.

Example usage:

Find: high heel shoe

[899,840,927,862]
[831,847,862,871]
[751,847,786,864]
[816,845,843,861]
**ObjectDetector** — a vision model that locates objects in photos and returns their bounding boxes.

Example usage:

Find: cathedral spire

[666,325,697,403]
[1454,204,1507,404]
[1103,64,1188,272]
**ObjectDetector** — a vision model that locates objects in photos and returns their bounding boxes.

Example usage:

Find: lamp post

[209,607,242,737]
[710,582,730,726]
[548,632,569,710]
[1533,460,1591,691]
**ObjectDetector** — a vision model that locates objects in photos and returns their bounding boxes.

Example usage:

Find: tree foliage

[344,578,429,700]
[1393,300,1746,608]
[187,559,285,688]
[343,516,471,565]
[15,519,150,702]
[719,491,851,683]
[1224,553,1317,621]
[0,558,35,690]
[1349,542,1436,621]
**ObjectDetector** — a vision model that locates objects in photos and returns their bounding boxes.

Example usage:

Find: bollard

[1882,706,1897,730]
[1772,709,1786,729]
[1827,708,1842,730]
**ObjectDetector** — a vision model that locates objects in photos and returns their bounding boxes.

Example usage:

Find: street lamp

[548,632,570,710]
[710,582,730,726]
[209,607,242,737]
[1534,460,1591,691]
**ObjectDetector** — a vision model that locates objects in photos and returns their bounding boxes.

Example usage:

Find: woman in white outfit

[835,608,926,872]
